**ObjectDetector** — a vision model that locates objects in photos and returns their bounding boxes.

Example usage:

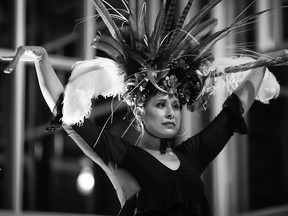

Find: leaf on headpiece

[167,0,222,55]
[191,18,218,41]
[147,69,169,93]
[91,0,123,41]
[172,18,218,58]
[92,35,125,61]
[128,0,146,51]
[194,9,270,61]
[122,48,146,77]
[169,0,194,43]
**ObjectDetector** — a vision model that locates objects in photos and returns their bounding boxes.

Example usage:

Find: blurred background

[0,0,288,216]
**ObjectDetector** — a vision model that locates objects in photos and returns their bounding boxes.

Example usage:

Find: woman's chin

[159,130,178,139]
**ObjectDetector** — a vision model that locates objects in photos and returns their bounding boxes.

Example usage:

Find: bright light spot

[77,167,95,195]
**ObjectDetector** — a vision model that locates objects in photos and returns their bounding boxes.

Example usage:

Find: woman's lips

[162,122,176,126]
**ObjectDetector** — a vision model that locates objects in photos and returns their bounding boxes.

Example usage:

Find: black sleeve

[46,93,130,166]
[71,120,130,166]
[176,93,248,173]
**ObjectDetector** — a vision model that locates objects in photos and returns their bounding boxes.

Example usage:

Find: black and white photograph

[0,0,288,216]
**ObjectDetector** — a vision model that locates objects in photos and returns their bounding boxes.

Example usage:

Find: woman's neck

[139,126,174,154]
[138,132,161,151]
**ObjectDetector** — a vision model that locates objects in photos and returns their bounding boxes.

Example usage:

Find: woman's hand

[234,66,266,116]
[1,45,64,111]
[1,46,48,73]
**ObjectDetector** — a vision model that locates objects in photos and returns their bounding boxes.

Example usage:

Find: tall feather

[91,0,124,41]
[224,53,288,74]
[91,35,125,61]
[194,9,270,61]
[159,0,177,50]
[169,0,194,43]
[62,58,125,125]
[150,0,167,53]
[128,0,146,51]
[166,0,222,55]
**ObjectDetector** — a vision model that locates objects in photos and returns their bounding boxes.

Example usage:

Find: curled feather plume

[212,57,280,103]
[62,57,125,125]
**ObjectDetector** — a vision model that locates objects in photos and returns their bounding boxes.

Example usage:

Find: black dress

[64,93,248,216]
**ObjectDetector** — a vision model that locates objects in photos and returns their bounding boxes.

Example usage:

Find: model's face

[143,94,181,139]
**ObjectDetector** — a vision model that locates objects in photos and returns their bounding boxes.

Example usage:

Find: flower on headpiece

[162,75,180,95]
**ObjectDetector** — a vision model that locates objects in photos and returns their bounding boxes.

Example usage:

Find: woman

[1,0,284,215]
[1,45,268,216]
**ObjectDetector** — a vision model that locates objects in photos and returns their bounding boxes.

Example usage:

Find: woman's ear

[133,107,145,119]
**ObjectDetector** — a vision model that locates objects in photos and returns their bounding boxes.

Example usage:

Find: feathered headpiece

[61,0,286,125]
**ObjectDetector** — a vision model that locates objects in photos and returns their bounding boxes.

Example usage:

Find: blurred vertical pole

[256,0,275,52]
[146,0,160,34]
[12,0,26,213]
[83,0,96,212]
[211,2,230,214]
[83,0,95,60]
[211,0,238,215]
[271,1,282,48]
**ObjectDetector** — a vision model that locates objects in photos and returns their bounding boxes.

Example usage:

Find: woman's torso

[118,144,211,216]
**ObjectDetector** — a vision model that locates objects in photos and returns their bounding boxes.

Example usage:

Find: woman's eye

[156,103,165,108]
[173,103,180,110]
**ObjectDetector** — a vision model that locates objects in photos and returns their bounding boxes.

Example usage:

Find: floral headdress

[61,0,286,126]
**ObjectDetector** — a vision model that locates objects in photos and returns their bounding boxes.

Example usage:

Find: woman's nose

[165,107,174,119]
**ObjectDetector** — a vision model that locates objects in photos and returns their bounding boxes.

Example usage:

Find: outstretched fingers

[0,56,14,61]
[1,46,45,74]
[2,46,26,74]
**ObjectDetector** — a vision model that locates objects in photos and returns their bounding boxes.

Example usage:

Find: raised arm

[2,46,64,111]
[233,66,266,116]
